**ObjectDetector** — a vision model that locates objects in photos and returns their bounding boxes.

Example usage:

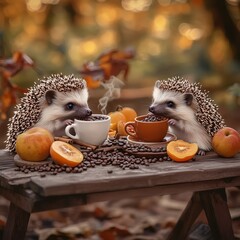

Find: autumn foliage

[79,48,135,88]
[0,51,36,120]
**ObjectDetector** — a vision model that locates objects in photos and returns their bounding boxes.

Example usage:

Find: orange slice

[167,140,198,162]
[50,141,84,167]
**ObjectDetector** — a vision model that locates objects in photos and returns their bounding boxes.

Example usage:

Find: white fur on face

[152,87,181,105]
[152,88,195,122]
[151,87,212,150]
[39,88,89,122]
[56,88,89,107]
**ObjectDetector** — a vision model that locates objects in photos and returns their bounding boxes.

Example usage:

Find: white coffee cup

[65,114,110,146]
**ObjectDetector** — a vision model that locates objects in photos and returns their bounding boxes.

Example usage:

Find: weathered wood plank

[1,149,240,197]
[200,189,235,240]
[1,173,240,214]
[85,176,240,204]
[29,154,240,196]
[2,176,240,213]
[0,150,15,170]
[0,150,239,240]
[167,192,202,240]
[0,187,34,212]
[2,202,30,240]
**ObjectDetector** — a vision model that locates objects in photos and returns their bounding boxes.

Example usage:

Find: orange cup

[125,115,168,142]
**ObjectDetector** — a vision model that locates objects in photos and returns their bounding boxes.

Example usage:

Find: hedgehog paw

[65,119,74,126]
[198,149,206,156]
[168,119,177,126]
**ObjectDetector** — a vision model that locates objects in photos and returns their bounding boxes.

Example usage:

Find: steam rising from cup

[98,76,125,114]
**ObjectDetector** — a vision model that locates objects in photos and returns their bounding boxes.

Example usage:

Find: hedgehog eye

[66,102,75,110]
[166,101,175,108]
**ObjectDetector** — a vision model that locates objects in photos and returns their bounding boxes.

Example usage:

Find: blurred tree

[204,0,240,62]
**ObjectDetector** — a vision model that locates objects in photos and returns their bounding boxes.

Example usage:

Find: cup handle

[65,124,79,139]
[124,122,137,138]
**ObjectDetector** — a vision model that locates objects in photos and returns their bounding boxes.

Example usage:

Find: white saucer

[127,132,177,146]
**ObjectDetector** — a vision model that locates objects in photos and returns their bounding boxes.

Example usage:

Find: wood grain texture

[0,150,240,197]
[200,189,235,240]
[0,150,239,240]
[167,192,202,240]
[2,202,30,240]
[30,154,240,196]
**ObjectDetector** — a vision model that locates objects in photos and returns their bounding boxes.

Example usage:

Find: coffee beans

[80,116,108,121]
[140,115,166,122]
[15,137,171,175]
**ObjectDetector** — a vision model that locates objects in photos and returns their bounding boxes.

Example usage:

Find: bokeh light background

[0,0,240,147]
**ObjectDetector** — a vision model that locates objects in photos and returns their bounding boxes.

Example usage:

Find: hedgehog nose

[86,109,92,116]
[149,106,155,113]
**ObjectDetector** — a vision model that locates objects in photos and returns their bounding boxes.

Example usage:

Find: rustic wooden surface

[1,149,240,198]
[0,149,239,240]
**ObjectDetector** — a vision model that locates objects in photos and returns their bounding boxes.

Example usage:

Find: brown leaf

[0,51,35,120]
[94,206,108,219]
[99,224,131,240]
[0,215,6,229]
[0,51,34,77]
[79,48,134,88]
[0,88,16,120]
[0,84,27,120]
[59,221,94,237]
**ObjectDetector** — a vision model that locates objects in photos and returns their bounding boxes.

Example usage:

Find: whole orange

[16,127,54,161]
[108,111,126,125]
[212,127,240,157]
[117,121,128,136]
[119,106,137,122]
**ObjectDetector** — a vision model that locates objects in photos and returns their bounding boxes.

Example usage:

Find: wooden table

[0,149,239,240]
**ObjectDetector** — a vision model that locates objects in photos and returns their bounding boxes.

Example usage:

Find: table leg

[3,202,30,240]
[200,188,235,240]
[167,192,203,240]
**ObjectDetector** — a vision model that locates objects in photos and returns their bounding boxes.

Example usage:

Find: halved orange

[167,140,198,162]
[50,141,84,167]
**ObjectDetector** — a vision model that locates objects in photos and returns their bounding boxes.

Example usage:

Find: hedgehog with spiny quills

[149,76,225,155]
[5,73,92,152]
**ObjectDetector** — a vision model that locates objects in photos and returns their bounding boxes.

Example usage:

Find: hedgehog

[5,73,92,152]
[149,76,225,154]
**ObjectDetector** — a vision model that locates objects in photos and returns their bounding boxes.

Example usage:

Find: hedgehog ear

[45,90,56,105]
[184,93,193,106]
[155,80,161,88]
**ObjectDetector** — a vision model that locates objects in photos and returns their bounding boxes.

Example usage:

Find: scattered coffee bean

[140,114,166,122]
[79,115,108,121]
[16,137,173,175]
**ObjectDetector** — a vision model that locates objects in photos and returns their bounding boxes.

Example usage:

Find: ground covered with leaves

[1,188,240,240]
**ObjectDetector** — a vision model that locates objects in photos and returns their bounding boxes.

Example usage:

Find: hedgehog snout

[79,107,92,117]
[73,107,92,119]
[149,105,156,114]
[149,104,169,117]
[86,108,92,116]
